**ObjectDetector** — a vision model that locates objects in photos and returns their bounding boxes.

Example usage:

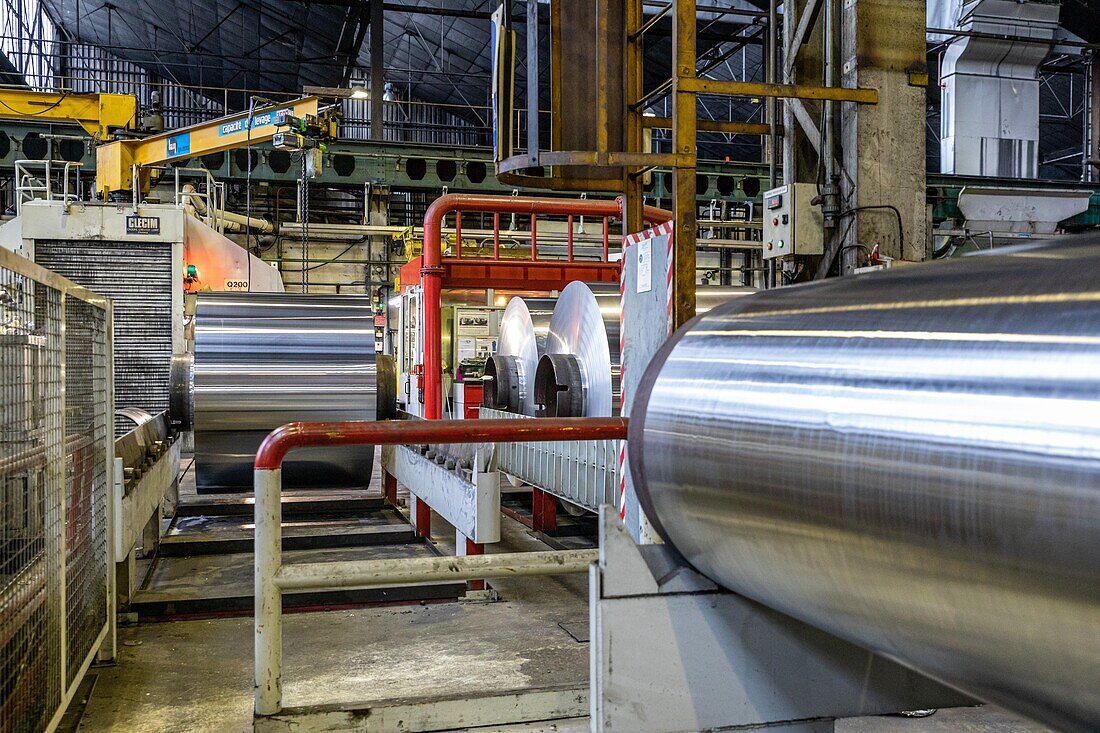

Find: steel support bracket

[382,444,501,544]
[590,507,973,732]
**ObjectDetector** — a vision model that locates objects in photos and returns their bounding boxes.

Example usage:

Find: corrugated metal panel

[65,43,149,100]
[338,74,487,145]
[34,241,173,422]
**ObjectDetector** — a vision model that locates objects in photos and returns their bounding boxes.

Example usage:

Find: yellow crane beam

[95,96,323,196]
[0,89,137,139]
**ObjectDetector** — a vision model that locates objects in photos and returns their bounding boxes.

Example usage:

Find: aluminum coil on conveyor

[532,282,755,418]
[630,236,1100,733]
[190,292,377,492]
[484,296,557,416]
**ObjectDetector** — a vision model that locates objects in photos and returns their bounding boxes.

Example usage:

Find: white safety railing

[251,418,623,719]
[14,160,83,213]
[172,167,226,232]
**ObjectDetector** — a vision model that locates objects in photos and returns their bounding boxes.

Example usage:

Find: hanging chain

[300,151,310,293]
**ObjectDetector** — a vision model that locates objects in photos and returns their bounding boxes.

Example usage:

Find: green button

[777,240,785,249]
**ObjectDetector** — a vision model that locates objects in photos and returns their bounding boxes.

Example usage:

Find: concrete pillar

[840,0,929,266]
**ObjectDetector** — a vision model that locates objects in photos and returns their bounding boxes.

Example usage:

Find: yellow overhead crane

[0,88,138,139]
[95,96,329,196]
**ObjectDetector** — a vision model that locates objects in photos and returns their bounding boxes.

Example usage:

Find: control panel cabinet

[762,183,824,259]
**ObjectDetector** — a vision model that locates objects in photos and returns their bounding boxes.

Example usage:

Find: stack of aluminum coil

[190,292,376,492]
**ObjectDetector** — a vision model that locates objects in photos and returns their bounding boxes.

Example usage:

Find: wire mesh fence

[0,247,112,732]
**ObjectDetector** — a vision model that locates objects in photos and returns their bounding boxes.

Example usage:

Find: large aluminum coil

[484,297,557,415]
[630,237,1100,733]
[534,283,755,417]
[537,282,620,417]
[193,292,376,492]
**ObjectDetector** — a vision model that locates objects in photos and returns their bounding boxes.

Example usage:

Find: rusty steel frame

[501,0,885,315]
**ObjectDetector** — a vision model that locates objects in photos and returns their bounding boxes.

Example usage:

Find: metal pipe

[822,0,835,183]
[276,550,597,591]
[454,211,462,259]
[531,214,538,260]
[182,183,276,233]
[631,236,1100,733]
[632,2,672,41]
[255,416,627,469]
[421,193,670,419]
[767,0,778,189]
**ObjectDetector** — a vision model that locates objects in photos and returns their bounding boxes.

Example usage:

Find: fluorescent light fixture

[303,85,371,100]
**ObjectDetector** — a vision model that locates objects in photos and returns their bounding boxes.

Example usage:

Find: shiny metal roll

[115,407,155,429]
[695,285,756,313]
[631,236,1100,733]
[193,292,376,492]
[534,283,754,417]
[485,297,557,415]
[537,282,620,417]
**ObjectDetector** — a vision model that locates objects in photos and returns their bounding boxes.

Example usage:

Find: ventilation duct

[936,0,1060,178]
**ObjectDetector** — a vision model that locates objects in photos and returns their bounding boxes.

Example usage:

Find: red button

[772,217,779,226]
[766,242,773,250]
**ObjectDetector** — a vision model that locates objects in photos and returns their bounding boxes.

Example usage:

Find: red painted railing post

[454,211,462,259]
[493,212,500,259]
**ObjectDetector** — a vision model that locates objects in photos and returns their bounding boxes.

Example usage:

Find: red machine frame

[408,193,671,419]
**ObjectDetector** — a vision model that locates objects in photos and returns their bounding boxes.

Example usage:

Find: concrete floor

[80,512,591,733]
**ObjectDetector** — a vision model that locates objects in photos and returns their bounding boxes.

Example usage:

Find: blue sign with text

[218,108,293,137]
[166,133,191,158]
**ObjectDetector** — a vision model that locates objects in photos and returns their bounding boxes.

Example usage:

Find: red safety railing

[416,193,671,419]
[255,417,628,470]
[253,415,625,717]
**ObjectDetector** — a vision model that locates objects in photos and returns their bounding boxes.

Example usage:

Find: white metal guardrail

[251,418,624,720]
[481,407,620,512]
[14,160,83,213]
[0,246,115,732]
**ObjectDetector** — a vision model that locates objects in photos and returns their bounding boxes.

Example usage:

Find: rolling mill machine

[255,229,1100,733]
